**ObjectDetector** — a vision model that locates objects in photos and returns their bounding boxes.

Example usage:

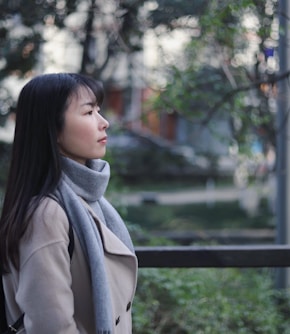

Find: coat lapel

[79,197,135,257]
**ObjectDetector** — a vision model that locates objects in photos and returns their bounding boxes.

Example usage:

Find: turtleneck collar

[60,156,110,202]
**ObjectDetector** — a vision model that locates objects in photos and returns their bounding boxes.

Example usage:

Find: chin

[93,152,106,160]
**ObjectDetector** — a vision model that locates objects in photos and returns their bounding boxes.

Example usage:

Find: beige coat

[3,197,138,334]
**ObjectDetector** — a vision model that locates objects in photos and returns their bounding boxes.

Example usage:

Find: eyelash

[87,108,100,115]
[87,106,101,115]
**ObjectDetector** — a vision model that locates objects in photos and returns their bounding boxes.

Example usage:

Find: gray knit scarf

[54,157,134,334]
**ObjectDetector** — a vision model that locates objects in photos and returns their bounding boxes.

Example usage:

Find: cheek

[72,124,92,141]
[70,120,94,139]
[59,123,91,149]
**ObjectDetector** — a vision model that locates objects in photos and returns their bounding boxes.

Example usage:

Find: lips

[98,136,107,143]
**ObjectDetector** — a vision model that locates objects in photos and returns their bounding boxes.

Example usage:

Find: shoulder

[20,196,70,266]
[30,196,68,226]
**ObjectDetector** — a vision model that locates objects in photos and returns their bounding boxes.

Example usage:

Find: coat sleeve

[16,198,80,334]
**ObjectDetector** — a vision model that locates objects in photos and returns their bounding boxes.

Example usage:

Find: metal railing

[135,245,290,268]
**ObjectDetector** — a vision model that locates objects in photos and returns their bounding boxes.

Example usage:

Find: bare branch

[200,70,290,126]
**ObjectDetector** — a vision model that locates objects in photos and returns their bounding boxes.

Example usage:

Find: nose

[98,113,109,129]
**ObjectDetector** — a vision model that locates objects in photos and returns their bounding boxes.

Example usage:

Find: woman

[0,73,138,333]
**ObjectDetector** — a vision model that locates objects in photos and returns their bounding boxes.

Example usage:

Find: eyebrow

[81,101,98,107]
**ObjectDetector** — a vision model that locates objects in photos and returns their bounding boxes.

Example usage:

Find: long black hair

[0,73,104,272]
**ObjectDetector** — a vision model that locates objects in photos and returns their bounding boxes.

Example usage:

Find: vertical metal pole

[276,0,290,289]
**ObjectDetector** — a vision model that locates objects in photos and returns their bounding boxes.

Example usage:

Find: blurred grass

[122,198,274,232]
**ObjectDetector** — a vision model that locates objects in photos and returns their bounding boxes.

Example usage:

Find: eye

[87,110,93,115]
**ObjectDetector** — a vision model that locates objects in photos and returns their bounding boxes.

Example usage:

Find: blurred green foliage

[133,268,290,334]
[153,0,278,153]
[124,198,274,233]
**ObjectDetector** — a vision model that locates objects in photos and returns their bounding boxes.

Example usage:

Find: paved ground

[115,183,275,244]
[118,184,270,208]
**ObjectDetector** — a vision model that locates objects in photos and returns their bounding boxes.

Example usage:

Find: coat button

[115,316,120,326]
[126,301,132,311]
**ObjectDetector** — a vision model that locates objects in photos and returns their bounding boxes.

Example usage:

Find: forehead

[69,85,96,105]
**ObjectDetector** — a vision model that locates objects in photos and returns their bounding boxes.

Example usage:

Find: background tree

[0,0,78,77]
[0,0,280,171]
[0,0,146,113]
[149,0,278,156]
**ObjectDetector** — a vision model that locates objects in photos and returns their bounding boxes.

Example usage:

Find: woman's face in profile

[57,86,109,165]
